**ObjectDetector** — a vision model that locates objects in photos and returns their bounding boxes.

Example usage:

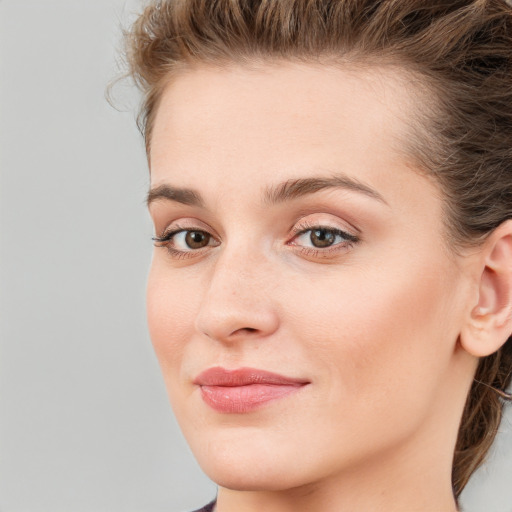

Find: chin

[189,430,313,492]
[201,461,302,492]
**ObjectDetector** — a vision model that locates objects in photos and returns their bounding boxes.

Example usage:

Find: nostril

[234,327,258,335]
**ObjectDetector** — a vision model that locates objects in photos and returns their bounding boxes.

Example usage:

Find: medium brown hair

[124,0,512,497]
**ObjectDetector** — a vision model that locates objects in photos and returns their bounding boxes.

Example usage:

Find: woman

[124,1,512,510]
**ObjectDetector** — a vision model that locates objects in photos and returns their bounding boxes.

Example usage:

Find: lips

[194,367,309,413]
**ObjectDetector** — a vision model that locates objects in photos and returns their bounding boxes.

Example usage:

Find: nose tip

[195,291,280,343]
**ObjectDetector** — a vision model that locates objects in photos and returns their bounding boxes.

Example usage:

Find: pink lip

[194,367,309,413]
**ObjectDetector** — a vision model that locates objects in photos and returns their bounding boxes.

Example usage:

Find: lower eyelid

[295,241,356,258]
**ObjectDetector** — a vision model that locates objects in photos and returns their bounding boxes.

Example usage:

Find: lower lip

[200,383,304,413]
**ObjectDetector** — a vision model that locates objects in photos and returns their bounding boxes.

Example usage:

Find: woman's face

[147,62,474,491]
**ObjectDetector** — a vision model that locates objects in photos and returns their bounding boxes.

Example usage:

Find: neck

[215,443,459,512]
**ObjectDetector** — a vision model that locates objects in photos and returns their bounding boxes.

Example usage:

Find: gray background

[0,1,510,511]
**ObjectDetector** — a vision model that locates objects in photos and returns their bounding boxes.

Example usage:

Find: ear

[460,220,512,358]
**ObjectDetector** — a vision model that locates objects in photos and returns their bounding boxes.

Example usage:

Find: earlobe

[460,220,512,358]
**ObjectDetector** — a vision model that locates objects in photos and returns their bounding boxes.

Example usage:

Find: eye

[290,226,359,252]
[173,230,212,250]
[152,227,219,256]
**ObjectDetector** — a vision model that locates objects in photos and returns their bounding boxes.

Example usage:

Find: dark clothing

[192,500,216,512]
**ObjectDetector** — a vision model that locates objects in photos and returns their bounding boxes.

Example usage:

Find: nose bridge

[212,242,264,297]
[194,240,279,342]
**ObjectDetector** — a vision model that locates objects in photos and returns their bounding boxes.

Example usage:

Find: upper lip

[194,367,310,387]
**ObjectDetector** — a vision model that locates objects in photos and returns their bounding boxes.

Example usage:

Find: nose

[194,246,280,343]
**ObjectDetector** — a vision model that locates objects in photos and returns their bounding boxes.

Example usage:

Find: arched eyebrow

[146,173,388,208]
[147,184,204,208]
[262,175,388,206]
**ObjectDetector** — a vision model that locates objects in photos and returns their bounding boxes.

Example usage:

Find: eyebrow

[146,184,204,208]
[262,175,388,206]
[146,173,387,208]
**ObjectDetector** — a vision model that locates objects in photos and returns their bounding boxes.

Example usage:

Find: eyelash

[152,223,360,260]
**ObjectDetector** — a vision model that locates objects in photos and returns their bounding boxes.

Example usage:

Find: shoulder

[191,500,216,512]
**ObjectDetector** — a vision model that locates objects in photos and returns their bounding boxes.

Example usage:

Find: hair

[124,0,512,498]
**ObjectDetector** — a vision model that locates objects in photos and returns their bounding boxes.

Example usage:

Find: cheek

[287,253,460,424]
[146,260,198,377]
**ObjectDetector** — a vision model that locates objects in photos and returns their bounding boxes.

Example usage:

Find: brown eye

[185,230,211,249]
[310,229,336,248]
[291,225,359,254]
[152,226,220,257]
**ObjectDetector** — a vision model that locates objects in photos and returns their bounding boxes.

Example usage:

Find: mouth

[193,366,310,414]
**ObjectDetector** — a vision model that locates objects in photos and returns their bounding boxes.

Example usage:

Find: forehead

[149,61,421,200]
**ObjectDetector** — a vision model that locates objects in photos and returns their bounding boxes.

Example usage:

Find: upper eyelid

[290,219,359,239]
[156,221,219,239]
[293,221,346,232]
[291,211,361,233]
[154,215,359,240]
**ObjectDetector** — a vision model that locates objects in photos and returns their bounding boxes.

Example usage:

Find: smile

[194,367,310,413]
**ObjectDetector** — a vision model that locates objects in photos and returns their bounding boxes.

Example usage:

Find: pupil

[310,229,335,248]
[186,231,209,249]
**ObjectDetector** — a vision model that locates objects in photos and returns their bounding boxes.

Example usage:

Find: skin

[146,62,482,512]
